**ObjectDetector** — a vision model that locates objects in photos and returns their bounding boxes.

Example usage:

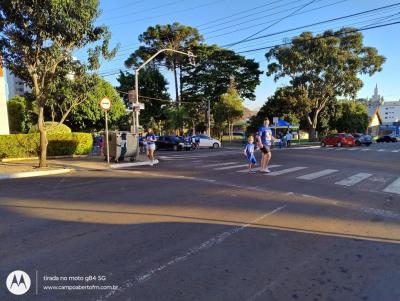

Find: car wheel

[213,143,219,149]
[321,142,326,147]
[366,143,371,146]
[173,145,178,151]
[356,141,361,146]
[336,142,342,147]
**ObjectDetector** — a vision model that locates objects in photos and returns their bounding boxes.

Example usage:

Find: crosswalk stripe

[237,165,281,173]
[296,169,338,180]
[391,150,400,153]
[201,162,238,168]
[215,164,249,170]
[377,149,385,152]
[347,148,357,151]
[267,167,308,176]
[383,178,400,195]
[335,172,372,186]
[361,148,371,151]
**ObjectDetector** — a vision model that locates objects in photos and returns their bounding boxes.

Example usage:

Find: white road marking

[346,148,357,151]
[383,177,400,195]
[377,149,386,152]
[296,169,338,180]
[361,148,371,151]
[237,165,282,173]
[215,164,249,170]
[335,172,372,187]
[391,150,400,153]
[201,162,239,168]
[99,206,286,300]
[267,166,308,176]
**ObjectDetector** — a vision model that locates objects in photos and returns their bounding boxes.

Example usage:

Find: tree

[66,77,126,132]
[125,23,202,107]
[7,95,31,133]
[214,80,244,141]
[248,86,307,135]
[0,0,117,167]
[181,44,261,131]
[331,100,369,133]
[266,28,385,140]
[116,67,170,129]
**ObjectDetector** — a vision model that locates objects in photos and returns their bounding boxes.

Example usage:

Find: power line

[205,0,347,40]
[236,21,400,54]
[195,0,283,28]
[227,0,318,47]
[100,0,185,22]
[221,2,400,47]
[203,0,323,35]
[229,9,399,52]
[107,0,226,27]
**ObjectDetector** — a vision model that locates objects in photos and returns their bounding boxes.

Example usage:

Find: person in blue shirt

[145,128,157,166]
[256,118,275,173]
[244,136,257,173]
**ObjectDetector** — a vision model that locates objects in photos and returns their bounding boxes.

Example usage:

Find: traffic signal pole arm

[133,48,196,133]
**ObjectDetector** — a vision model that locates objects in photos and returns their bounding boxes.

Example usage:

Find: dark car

[376,135,397,143]
[321,133,355,147]
[353,133,372,146]
[156,136,192,151]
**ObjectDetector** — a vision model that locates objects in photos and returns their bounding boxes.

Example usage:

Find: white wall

[380,102,400,124]
[0,76,10,134]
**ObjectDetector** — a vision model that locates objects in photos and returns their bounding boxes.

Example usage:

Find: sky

[89,0,400,110]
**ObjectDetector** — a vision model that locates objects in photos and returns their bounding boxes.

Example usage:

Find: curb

[0,168,72,180]
[109,159,159,169]
[1,154,89,162]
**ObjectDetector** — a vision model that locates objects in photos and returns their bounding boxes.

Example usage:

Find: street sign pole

[100,97,112,164]
[105,111,110,164]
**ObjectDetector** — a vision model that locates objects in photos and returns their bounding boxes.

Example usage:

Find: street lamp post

[132,48,195,134]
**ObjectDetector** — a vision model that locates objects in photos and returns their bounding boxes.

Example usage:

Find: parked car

[192,135,221,148]
[156,136,192,151]
[321,133,355,147]
[389,133,400,142]
[376,135,397,143]
[353,133,372,146]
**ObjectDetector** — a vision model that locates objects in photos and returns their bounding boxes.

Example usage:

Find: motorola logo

[6,270,31,295]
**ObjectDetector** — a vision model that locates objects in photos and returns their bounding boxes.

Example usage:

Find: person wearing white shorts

[145,128,157,166]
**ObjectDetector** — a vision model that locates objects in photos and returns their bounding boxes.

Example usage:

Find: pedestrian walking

[244,136,257,173]
[257,118,275,173]
[145,128,157,166]
[286,130,293,147]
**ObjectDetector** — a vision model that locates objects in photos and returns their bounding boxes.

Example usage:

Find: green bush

[29,122,72,134]
[0,132,93,159]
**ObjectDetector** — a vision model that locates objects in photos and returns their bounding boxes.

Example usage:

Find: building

[366,85,384,136]
[380,101,400,125]
[5,68,31,100]
[0,56,10,135]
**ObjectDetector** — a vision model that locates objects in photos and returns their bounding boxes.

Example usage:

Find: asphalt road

[0,142,399,301]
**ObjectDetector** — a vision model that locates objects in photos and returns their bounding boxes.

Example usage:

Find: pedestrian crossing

[177,160,399,195]
[305,146,400,153]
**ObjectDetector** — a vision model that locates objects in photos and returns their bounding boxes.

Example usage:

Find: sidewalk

[0,154,154,179]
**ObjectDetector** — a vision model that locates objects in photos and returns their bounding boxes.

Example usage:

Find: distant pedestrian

[145,128,157,166]
[286,130,293,147]
[257,118,275,173]
[244,136,257,173]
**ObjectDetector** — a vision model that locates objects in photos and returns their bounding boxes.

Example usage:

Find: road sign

[100,97,112,111]
[128,90,136,103]
[273,117,279,124]
[132,103,145,110]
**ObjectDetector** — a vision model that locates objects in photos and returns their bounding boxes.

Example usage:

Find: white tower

[0,55,10,135]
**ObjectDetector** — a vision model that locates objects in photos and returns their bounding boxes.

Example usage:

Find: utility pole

[207,99,211,137]
[133,48,196,134]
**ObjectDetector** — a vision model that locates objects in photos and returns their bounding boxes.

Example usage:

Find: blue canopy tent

[270,119,299,137]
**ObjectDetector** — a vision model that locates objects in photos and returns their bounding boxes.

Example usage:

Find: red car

[321,133,355,147]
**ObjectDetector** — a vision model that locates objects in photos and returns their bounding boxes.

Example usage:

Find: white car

[193,135,222,148]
